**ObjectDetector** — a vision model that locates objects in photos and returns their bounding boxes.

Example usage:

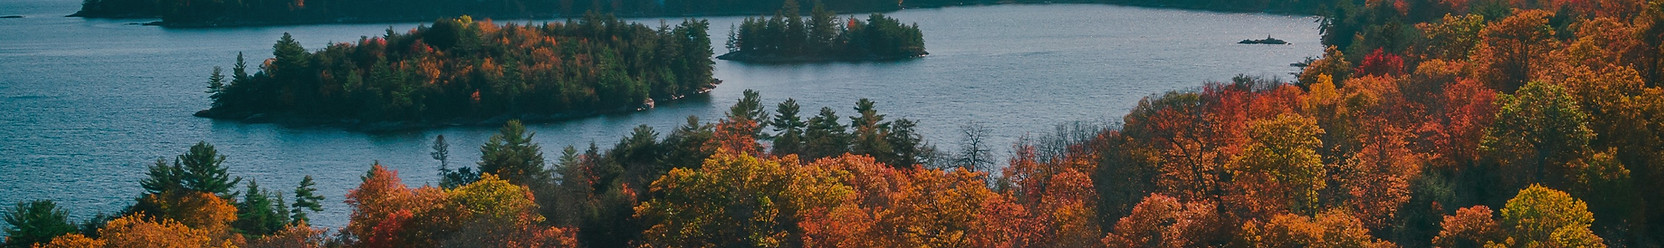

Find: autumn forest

[9,0,1664,247]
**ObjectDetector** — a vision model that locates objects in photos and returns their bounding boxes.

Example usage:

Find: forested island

[194,15,716,130]
[71,0,1336,27]
[717,0,927,62]
[13,0,1664,247]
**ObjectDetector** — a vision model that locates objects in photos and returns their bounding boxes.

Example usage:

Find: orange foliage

[45,214,238,248]
[1102,194,1223,248]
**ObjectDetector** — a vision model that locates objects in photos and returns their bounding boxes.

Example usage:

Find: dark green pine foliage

[848,98,893,162]
[232,180,289,236]
[178,141,243,199]
[727,1,926,61]
[289,175,323,225]
[769,99,807,157]
[479,120,548,186]
[142,141,242,199]
[2,200,77,248]
[803,106,849,160]
[885,118,926,167]
[662,116,716,170]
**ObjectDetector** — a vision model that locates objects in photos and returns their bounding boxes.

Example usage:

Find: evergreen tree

[479,120,547,186]
[885,118,925,167]
[803,107,848,160]
[848,98,892,162]
[2,200,77,248]
[233,180,286,236]
[289,175,323,225]
[139,158,185,196]
[179,141,242,199]
[770,99,807,157]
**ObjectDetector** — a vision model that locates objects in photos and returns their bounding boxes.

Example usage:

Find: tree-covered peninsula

[195,15,716,129]
[717,0,927,62]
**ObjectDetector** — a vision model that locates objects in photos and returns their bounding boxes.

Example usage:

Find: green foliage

[202,16,716,123]
[289,175,323,225]
[232,180,289,236]
[479,120,547,186]
[141,141,242,200]
[728,6,926,61]
[769,98,807,157]
[3,200,78,248]
[1483,81,1600,193]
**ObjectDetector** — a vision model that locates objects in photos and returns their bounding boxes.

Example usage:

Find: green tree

[803,107,848,160]
[233,180,288,236]
[1482,81,1599,192]
[848,98,892,164]
[769,98,807,157]
[3,200,78,248]
[289,175,323,225]
[178,141,242,199]
[479,120,547,186]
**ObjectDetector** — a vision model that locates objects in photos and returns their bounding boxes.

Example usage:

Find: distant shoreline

[716,50,927,63]
[71,2,1319,28]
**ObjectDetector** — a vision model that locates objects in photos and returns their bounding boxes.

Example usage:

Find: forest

[195,15,716,127]
[73,0,1336,27]
[11,0,1664,247]
[718,0,927,62]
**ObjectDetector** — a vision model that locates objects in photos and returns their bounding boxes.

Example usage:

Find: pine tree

[480,120,548,186]
[2,200,77,248]
[803,107,848,160]
[178,141,242,199]
[289,175,323,225]
[233,180,285,236]
[770,99,807,157]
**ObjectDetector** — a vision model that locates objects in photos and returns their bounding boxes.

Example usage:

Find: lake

[0,0,1321,228]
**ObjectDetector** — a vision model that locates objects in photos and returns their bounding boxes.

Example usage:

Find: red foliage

[1356,48,1406,77]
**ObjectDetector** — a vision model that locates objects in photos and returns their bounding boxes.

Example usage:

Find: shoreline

[716,50,927,63]
[71,2,1320,28]
[195,84,717,133]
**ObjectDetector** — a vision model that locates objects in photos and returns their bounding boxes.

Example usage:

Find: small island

[717,0,926,63]
[196,15,717,131]
[1238,36,1288,45]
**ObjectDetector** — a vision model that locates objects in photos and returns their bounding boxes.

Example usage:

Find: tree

[770,98,807,157]
[635,151,820,247]
[436,134,479,189]
[178,141,242,199]
[233,180,288,236]
[848,99,893,165]
[289,175,322,225]
[479,120,547,186]
[1498,185,1604,247]
[45,215,229,248]
[3,200,78,248]
[1233,210,1395,248]
[1227,113,1327,215]
[1433,206,1504,248]
[953,122,993,172]
[1482,81,1599,193]
[1472,9,1557,92]
[1101,194,1222,248]
[803,107,848,160]
[206,66,226,101]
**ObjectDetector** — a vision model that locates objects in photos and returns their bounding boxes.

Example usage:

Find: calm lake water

[0,0,1321,228]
